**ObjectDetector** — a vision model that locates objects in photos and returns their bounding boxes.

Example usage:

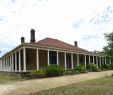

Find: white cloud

[0,0,113,57]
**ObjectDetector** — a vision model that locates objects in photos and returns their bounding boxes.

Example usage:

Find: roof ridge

[37,37,89,52]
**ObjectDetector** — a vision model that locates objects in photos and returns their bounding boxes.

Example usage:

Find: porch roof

[36,37,89,53]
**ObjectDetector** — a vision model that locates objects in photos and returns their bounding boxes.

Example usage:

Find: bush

[101,64,113,70]
[102,64,111,70]
[109,64,113,70]
[87,63,98,71]
[46,64,64,76]
[74,65,86,73]
[31,69,46,78]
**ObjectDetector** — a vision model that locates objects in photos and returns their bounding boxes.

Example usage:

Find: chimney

[30,29,36,43]
[74,41,78,47]
[21,37,25,43]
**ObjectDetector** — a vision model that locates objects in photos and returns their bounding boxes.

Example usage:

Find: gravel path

[0,70,113,95]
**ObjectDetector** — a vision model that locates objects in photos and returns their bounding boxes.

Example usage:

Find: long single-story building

[0,29,108,72]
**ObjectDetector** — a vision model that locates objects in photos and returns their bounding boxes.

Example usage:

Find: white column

[77,54,79,66]
[1,59,3,71]
[99,57,101,67]
[3,58,5,71]
[0,60,1,71]
[12,54,14,71]
[5,57,7,71]
[7,56,9,71]
[8,57,10,71]
[96,56,98,68]
[6,57,8,71]
[23,48,26,71]
[102,57,104,65]
[3,59,4,71]
[85,54,86,67]
[105,57,106,64]
[36,49,39,70]
[10,55,12,71]
[15,53,17,71]
[19,50,21,72]
[71,53,74,69]
[93,56,94,63]
[64,52,67,70]
[57,51,59,66]
[89,55,90,64]
[47,50,50,66]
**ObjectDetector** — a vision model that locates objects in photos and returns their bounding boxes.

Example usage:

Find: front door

[66,53,71,68]
[49,51,57,65]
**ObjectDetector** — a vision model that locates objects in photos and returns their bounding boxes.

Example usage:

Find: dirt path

[0,70,113,95]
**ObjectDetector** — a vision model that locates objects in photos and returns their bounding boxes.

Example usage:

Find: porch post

[10,55,12,71]
[15,52,17,71]
[12,54,14,71]
[6,57,8,71]
[19,50,21,72]
[64,52,67,70]
[36,49,39,70]
[57,51,59,66]
[89,55,90,64]
[5,58,7,71]
[8,56,9,71]
[93,56,94,63]
[85,54,86,68]
[77,54,79,66]
[105,57,106,64]
[0,60,1,71]
[2,59,4,71]
[71,53,74,69]
[99,57,101,67]
[102,57,104,65]
[5,57,7,71]
[23,48,26,71]
[47,50,50,65]
[96,56,98,68]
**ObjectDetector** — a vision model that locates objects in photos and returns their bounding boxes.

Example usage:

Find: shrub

[31,69,46,78]
[109,64,113,70]
[87,63,98,71]
[102,64,111,70]
[46,64,64,76]
[74,65,86,73]
[101,64,113,70]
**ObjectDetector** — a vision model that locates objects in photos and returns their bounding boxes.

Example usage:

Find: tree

[103,32,113,63]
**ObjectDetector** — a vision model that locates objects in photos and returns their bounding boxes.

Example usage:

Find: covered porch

[0,46,108,72]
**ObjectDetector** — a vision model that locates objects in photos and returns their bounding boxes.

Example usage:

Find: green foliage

[74,65,86,73]
[103,32,113,63]
[31,69,46,78]
[100,63,113,70]
[87,63,98,71]
[102,64,111,70]
[46,64,64,76]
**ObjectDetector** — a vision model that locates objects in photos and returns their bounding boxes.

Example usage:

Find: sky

[0,0,113,57]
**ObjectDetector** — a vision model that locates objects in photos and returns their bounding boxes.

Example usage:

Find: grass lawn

[0,72,22,84]
[27,76,113,95]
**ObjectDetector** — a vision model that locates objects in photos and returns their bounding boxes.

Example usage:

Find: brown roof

[36,37,89,53]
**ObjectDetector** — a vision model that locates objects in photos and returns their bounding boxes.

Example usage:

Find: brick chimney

[21,37,25,43]
[30,29,36,43]
[74,41,78,47]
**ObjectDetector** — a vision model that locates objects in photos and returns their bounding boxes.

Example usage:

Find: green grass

[27,76,113,95]
[0,72,22,84]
